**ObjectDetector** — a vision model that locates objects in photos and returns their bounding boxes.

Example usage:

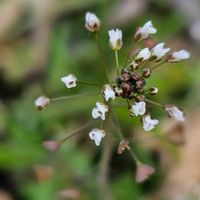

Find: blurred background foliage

[0,0,200,200]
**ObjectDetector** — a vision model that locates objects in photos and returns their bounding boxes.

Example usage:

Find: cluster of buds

[114,69,147,101]
[34,12,190,183]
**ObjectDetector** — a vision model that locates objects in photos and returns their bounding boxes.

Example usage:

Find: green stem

[95,33,111,82]
[61,122,91,142]
[128,148,140,164]
[150,60,166,70]
[100,120,104,129]
[78,80,101,87]
[145,99,165,108]
[123,39,136,68]
[111,109,123,140]
[51,93,99,102]
[115,50,120,75]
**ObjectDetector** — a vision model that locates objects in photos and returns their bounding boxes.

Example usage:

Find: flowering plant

[35,12,190,183]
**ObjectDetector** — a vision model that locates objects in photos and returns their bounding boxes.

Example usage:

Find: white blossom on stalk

[151,43,170,60]
[136,48,151,61]
[165,105,185,121]
[89,128,105,146]
[61,74,77,88]
[142,115,159,131]
[85,12,101,32]
[135,21,157,40]
[130,101,146,116]
[168,50,190,62]
[103,84,116,102]
[108,29,123,50]
[35,96,50,111]
[92,102,108,120]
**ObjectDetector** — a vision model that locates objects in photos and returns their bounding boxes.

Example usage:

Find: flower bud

[108,29,123,50]
[135,163,155,183]
[142,68,151,78]
[149,86,158,95]
[121,73,130,82]
[135,95,145,102]
[114,87,123,97]
[130,72,140,81]
[136,78,146,90]
[118,139,129,154]
[129,61,139,70]
[43,140,60,151]
[85,12,101,32]
[35,96,50,111]
[122,83,132,93]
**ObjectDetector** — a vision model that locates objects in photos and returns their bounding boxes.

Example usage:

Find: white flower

[85,12,101,32]
[35,96,50,110]
[89,128,105,146]
[130,101,146,116]
[61,74,77,88]
[108,29,123,50]
[151,43,170,60]
[142,115,159,131]
[92,102,108,120]
[165,105,185,121]
[103,84,116,102]
[136,48,151,61]
[168,50,190,62]
[135,21,157,40]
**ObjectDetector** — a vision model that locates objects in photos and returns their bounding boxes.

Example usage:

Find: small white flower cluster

[35,11,190,183]
[35,12,190,151]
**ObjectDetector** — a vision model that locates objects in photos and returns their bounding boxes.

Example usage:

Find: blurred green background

[0,0,200,199]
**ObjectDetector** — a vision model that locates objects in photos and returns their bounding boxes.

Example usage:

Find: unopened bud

[122,83,132,93]
[136,163,155,183]
[129,61,139,70]
[134,28,142,41]
[135,95,145,102]
[121,73,130,81]
[114,87,123,97]
[85,12,101,33]
[35,96,50,111]
[118,139,130,154]
[136,78,146,90]
[43,140,61,151]
[142,68,151,78]
[149,86,158,95]
[130,72,140,81]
